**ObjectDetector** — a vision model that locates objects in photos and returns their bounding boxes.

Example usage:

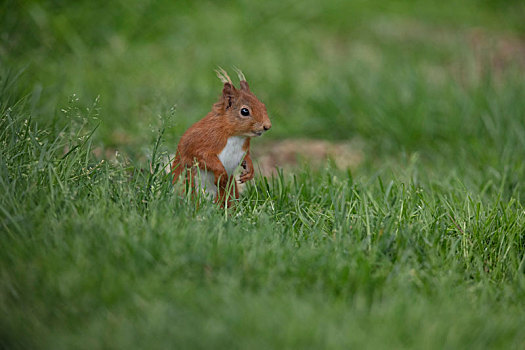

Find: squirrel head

[215,68,272,137]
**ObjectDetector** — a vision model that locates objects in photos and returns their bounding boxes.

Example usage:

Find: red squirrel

[171,68,271,207]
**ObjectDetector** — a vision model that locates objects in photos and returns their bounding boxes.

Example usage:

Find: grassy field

[2,0,525,348]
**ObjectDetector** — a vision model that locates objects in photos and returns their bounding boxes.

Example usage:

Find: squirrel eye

[240,107,250,116]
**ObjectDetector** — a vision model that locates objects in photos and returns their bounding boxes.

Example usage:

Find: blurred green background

[3,0,524,162]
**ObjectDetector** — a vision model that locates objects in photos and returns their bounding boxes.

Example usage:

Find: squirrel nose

[263,124,271,131]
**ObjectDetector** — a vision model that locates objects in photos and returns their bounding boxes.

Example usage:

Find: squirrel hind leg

[171,153,184,184]
[194,168,218,200]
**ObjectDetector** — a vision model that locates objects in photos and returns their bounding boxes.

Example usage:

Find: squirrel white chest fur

[197,136,246,197]
[218,136,246,175]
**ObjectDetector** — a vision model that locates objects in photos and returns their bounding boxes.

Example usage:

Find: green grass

[2,0,525,349]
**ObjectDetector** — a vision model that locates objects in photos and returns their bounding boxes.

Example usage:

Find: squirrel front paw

[239,160,254,183]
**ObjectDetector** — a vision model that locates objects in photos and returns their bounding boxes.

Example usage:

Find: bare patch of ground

[467,28,525,74]
[92,147,118,162]
[252,139,364,177]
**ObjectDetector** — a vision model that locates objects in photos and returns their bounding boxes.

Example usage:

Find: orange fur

[172,69,271,207]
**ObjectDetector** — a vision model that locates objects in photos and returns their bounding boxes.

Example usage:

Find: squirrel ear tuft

[240,80,250,91]
[216,67,233,84]
[233,67,250,91]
